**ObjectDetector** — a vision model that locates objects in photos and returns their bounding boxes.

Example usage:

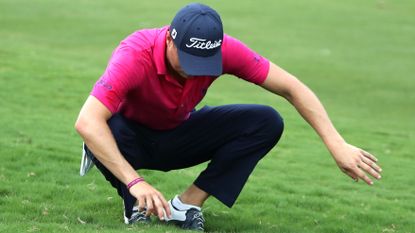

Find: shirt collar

[153,26,169,75]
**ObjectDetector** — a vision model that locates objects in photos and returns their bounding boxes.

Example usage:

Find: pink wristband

[127,177,145,190]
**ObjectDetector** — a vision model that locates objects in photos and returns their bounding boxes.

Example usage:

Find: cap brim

[177,49,222,77]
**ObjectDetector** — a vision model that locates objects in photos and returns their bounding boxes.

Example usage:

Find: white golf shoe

[164,196,205,231]
[79,142,95,176]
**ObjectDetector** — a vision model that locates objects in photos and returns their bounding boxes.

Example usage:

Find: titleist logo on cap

[185,37,222,50]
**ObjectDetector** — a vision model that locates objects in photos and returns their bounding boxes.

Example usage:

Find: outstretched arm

[261,62,382,185]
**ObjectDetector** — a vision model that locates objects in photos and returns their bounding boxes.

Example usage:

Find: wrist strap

[127,177,145,190]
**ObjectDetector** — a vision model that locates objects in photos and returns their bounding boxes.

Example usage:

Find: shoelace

[191,212,204,228]
[129,208,149,223]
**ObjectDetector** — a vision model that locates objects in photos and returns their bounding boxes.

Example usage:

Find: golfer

[75,3,382,231]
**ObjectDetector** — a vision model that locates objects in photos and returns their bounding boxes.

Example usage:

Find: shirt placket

[164,74,187,111]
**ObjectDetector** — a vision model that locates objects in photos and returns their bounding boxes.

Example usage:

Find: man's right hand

[129,181,172,220]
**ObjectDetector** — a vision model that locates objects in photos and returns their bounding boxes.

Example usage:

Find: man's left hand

[331,143,382,185]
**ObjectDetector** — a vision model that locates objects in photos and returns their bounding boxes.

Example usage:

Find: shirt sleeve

[90,46,143,113]
[222,35,270,85]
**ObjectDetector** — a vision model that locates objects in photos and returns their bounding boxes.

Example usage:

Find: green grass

[1,0,414,232]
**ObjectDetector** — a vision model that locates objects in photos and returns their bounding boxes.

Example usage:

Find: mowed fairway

[0,0,414,232]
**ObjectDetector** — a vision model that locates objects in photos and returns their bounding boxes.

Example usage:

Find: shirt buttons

[180,104,184,108]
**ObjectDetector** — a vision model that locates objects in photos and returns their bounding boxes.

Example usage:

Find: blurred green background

[0,0,414,232]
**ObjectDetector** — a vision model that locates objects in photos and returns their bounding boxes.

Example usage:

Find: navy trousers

[89,104,284,218]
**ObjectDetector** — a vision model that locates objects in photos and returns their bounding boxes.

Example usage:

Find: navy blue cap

[170,3,223,76]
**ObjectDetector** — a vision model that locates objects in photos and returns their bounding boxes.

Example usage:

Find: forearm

[285,83,345,153]
[76,119,139,184]
[75,96,140,185]
[261,62,345,154]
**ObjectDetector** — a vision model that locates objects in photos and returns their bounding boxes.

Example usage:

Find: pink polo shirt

[91,26,270,130]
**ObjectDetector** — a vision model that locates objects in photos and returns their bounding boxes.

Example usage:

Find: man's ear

[166,30,173,46]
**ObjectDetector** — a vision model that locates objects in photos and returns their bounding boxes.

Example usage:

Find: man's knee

[254,105,284,144]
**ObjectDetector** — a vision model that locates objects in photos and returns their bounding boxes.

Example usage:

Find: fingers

[361,156,382,174]
[156,192,171,218]
[359,161,381,181]
[138,196,146,212]
[355,148,382,185]
[145,195,154,217]
[151,194,166,220]
[150,193,170,220]
[337,146,382,186]
[354,165,373,185]
[344,162,381,186]
[344,169,358,181]
[361,149,378,163]
[141,193,170,220]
